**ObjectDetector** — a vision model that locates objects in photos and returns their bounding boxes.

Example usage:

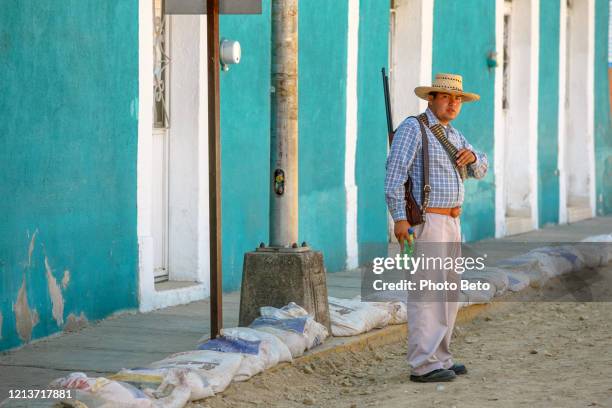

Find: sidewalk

[1,217,611,399]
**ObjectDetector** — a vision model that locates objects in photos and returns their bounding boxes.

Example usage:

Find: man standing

[384,73,488,382]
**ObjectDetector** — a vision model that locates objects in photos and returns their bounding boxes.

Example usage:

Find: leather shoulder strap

[405,115,430,220]
[416,114,431,215]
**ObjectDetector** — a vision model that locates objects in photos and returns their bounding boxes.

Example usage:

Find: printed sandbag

[149,350,242,394]
[215,327,292,367]
[327,296,391,337]
[49,372,155,408]
[259,303,329,349]
[196,336,266,381]
[250,307,328,352]
[112,367,214,402]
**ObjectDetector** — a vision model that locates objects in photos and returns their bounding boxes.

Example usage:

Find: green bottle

[403,227,415,256]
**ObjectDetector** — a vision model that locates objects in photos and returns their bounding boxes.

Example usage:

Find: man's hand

[455,148,476,167]
[394,220,415,250]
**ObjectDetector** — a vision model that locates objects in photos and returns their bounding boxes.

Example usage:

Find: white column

[558,0,568,224]
[586,0,596,216]
[494,0,506,237]
[198,16,211,292]
[529,0,540,229]
[345,0,360,269]
[390,0,433,123]
[137,0,156,310]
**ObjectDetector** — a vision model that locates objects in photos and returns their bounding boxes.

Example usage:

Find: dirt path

[192,269,612,408]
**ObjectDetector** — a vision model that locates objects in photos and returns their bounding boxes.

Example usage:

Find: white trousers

[407,213,461,375]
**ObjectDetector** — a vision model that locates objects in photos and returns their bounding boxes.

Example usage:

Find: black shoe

[449,363,467,375]
[410,368,456,383]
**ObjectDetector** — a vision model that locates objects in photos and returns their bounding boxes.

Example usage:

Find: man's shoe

[409,369,456,383]
[449,363,467,375]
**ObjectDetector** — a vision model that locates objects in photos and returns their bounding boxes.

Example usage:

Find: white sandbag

[572,243,610,268]
[363,300,407,324]
[113,367,214,402]
[149,350,242,394]
[529,246,585,277]
[462,267,509,297]
[496,254,549,288]
[195,336,266,382]
[250,305,329,352]
[460,281,496,305]
[328,296,391,337]
[251,325,307,358]
[504,270,530,292]
[260,302,309,319]
[221,327,292,366]
[50,372,154,408]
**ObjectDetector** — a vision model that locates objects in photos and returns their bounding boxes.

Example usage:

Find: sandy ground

[192,267,612,408]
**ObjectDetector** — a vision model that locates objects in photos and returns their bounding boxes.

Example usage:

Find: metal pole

[207,0,222,339]
[269,0,299,247]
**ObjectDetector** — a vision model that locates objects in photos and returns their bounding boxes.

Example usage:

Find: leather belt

[426,206,462,218]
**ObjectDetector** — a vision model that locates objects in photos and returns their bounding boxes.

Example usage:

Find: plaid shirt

[385,108,488,222]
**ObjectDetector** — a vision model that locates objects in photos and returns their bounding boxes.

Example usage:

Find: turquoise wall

[298,0,349,272]
[595,0,612,215]
[220,0,272,291]
[432,0,496,241]
[0,1,139,350]
[537,0,561,226]
[356,0,390,264]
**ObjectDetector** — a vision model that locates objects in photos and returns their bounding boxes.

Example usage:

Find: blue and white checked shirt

[385,108,488,222]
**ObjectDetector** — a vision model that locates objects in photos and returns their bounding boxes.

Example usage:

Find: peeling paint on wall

[27,229,38,268]
[64,312,88,333]
[13,279,39,342]
[44,256,64,327]
[61,270,70,289]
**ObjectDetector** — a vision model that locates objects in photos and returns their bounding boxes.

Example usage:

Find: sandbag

[149,350,242,394]
[504,270,530,292]
[224,327,292,364]
[196,336,266,381]
[50,372,154,408]
[528,246,585,277]
[460,281,496,305]
[573,243,610,268]
[250,309,328,352]
[461,267,509,297]
[496,254,549,288]
[351,296,407,325]
[112,367,214,402]
[327,296,391,336]
[260,302,309,319]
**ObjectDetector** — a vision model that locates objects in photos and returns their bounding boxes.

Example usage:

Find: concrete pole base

[239,249,331,331]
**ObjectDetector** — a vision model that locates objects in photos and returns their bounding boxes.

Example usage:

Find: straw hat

[414,73,480,102]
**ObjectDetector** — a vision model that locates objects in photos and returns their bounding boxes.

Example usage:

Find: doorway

[502,0,539,235]
[563,0,596,223]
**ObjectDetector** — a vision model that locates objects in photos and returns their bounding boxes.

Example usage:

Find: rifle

[381,67,394,145]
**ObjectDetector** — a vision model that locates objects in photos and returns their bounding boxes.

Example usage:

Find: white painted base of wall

[567,206,593,223]
[505,216,534,236]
